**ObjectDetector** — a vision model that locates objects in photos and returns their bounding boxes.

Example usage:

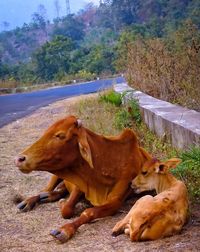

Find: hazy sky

[0,0,100,31]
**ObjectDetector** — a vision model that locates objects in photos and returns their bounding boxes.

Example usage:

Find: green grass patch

[115,109,132,129]
[99,90,122,107]
[115,98,142,129]
[173,147,200,201]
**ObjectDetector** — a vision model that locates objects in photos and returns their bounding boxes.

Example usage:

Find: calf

[112,158,189,241]
[15,115,152,243]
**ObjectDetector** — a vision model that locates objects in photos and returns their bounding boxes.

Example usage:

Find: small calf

[112,158,189,241]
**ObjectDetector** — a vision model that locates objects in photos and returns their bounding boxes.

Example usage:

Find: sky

[0,0,100,31]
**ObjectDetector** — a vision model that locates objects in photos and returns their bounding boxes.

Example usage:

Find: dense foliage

[0,0,199,109]
[33,35,74,80]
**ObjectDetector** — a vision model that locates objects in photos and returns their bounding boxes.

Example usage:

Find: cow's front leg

[59,186,82,219]
[17,175,66,211]
[50,198,122,243]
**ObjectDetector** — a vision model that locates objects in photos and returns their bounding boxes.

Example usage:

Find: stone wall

[114,83,200,150]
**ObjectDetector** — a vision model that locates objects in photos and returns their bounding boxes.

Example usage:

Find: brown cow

[15,115,152,243]
[112,158,189,241]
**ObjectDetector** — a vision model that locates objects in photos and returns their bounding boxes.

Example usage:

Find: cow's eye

[141,171,148,175]
[55,133,66,140]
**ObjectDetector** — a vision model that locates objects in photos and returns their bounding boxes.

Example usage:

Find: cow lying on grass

[112,158,189,241]
[15,115,152,243]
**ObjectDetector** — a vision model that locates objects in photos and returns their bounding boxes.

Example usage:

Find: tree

[52,14,85,41]
[95,1,114,30]
[37,4,47,20]
[33,35,74,80]
[111,0,141,29]
[114,29,136,72]
[83,44,115,74]
[31,10,46,30]
[1,21,10,31]
[78,3,97,28]
[0,51,10,80]
[54,0,61,18]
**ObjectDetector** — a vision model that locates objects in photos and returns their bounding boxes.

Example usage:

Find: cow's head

[131,158,181,193]
[15,116,94,174]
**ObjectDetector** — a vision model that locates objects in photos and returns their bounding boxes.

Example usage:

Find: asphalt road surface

[0,77,125,128]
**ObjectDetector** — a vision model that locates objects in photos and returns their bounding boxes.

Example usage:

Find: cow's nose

[14,155,26,166]
[18,156,26,162]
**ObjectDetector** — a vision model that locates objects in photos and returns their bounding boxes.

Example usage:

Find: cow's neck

[53,162,113,206]
[156,173,178,193]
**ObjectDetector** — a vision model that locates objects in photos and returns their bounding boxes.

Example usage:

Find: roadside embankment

[114,83,200,150]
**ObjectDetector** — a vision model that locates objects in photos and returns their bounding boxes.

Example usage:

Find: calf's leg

[112,206,136,236]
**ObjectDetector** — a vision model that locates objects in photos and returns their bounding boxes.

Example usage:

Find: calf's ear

[157,158,181,173]
[156,163,167,173]
[77,129,94,169]
[165,158,181,169]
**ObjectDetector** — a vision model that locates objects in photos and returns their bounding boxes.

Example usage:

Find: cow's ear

[77,130,94,169]
[164,158,182,169]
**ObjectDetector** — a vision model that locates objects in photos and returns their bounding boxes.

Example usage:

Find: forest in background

[0,0,199,110]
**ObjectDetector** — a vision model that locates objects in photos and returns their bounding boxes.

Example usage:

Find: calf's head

[131,158,181,193]
[15,116,94,174]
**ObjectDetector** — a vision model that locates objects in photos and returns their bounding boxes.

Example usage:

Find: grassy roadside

[75,90,200,202]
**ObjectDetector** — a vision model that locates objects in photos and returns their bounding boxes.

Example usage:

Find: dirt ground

[0,94,200,252]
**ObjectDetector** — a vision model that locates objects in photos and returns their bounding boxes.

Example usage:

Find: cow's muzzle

[14,155,31,173]
[14,155,26,166]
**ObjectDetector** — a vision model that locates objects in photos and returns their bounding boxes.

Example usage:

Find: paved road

[0,77,125,128]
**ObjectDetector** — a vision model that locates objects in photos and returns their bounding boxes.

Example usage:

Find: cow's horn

[76,119,82,128]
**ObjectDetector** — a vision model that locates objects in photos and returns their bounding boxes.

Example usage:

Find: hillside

[0,0,199,65]
[0,0,199,110]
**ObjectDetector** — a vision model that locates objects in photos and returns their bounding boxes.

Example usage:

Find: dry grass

[74,98,120,135]
[124,21,200,111]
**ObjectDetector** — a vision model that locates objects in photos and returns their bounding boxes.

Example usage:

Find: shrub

[114,109,132,129]
[74,70,96,81]
[117,20,200,111]
[127,99,142,125]
[110,95,142,129]
[173,147,200,201]
[99,90,122,107]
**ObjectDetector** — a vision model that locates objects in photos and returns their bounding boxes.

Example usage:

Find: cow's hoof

[17,200,33,212]
[17,200,35,212]
[112,231,118,237]
[17,201,27,210]
[17,195,40,211]
[112,230,121,237]
[50,229,70,243]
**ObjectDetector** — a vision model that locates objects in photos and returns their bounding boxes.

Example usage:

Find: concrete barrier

[114,83,200,150]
